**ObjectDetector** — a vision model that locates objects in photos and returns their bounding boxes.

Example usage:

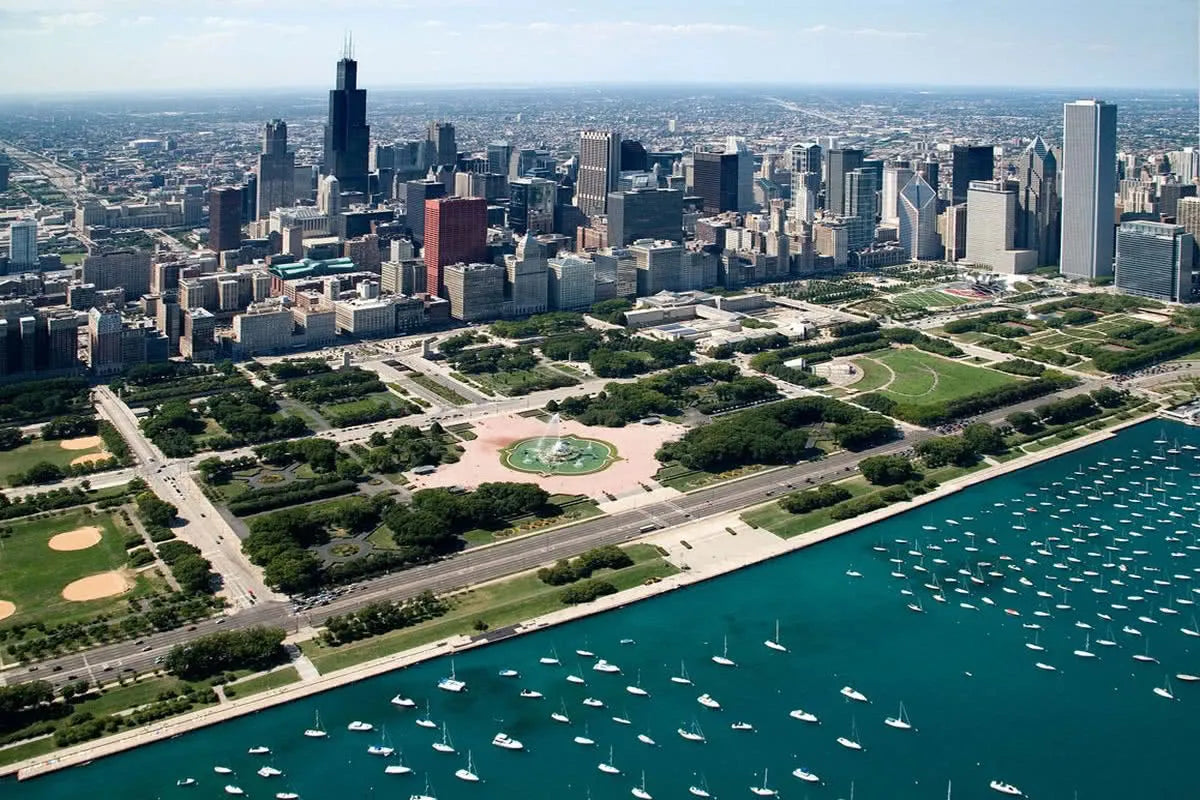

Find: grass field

[300,544,677,674]
[0,437,108,486]
[224,666,301,699]
[319,391,410,417]
[465,366,580,397]
[852,348,1018,404]
[890,290,970,309]
[0,510,157,627]
[410,374,471,406]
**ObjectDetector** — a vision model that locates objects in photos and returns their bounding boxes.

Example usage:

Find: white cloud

[800,24,924,39]
[479,20,761,38]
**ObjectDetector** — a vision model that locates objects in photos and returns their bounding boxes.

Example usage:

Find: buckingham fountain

[501,413,618,476]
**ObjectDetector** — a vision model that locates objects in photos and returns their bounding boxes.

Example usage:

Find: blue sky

[0,0,1196,94]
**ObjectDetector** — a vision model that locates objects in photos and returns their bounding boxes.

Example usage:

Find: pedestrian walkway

[291,653,320,682]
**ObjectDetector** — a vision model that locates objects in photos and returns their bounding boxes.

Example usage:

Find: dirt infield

[61,571,133,602]
[59,436,103,451]
[48,526,103,552]
[0,600,14,621]
[70,452,111,467]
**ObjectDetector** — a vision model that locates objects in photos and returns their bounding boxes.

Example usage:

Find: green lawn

[320,392,408,417]
[890,290,969,309]
[742,476,874,538]
[0,510,156,628]
[465,366,580,397]
[852,348,1018,405]
[410,374,470,406]
[224,666,301,699]
[300,544,677,674]
[655,462,772,492]
[846,357,893,393]
[0,437,108,486]
[0,736,58,767]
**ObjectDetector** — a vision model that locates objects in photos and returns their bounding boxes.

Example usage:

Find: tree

[1006,411,1041,434]
[136,492,178,527]
[0,427,27,451]
[1090,386,1125,408]
[859,455,916,485]
[915,436,976,468]
[961,422,1006,455]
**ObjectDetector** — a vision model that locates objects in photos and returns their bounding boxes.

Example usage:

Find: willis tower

[322,39,370,195]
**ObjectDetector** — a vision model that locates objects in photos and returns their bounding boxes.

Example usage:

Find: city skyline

[0,0,1196,94]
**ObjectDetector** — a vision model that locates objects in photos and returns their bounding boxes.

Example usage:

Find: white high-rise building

[317,174,341,217]
[726,136,755,212]
[966,179,1037,273]
[576,130,620,218]
[1061,99,1117,279]
[8,218,37,268]
[898,175,940,260]
[882,165,915,227]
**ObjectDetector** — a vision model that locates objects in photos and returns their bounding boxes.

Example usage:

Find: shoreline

[5,412,1156,782]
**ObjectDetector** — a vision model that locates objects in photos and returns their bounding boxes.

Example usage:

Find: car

[141,646,152,652]
[186,625,196,631]
[154,656,163,664]
[215,618,225,625]
[52,665,62,672]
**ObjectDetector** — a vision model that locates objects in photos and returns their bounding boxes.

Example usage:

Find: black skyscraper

[323,51,370,195]
[951,145,994,205]
[826,148,864,216]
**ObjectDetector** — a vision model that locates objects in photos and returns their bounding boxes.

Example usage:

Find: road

[94,387,277,610]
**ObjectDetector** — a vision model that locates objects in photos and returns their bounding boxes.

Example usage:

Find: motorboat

[789,709,819,723]
[491,732,524,750]
[583,697,605,708]
[519,689,544,699]
[576,648,596,658]
[989,780,1023,796]
[730,721,754,731]
[214,767,234,775]
[176,779,196,787]
[840,686,868,703]
[275,793,299,800]
[593,659,621,673]
[612,715,632,725]
[497,669,519,678]
[792,767,820,783]
[347,721,373,732]
[224,786,245,796]
[248,746,271,755]
[390,694,417,707]
[257,766,283,778]
[637,732,657,745]
[697,693,721,709]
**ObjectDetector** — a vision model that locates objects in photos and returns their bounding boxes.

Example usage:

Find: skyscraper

[898,175,940,260]
[843,168,877,250]
[256,119,295,219]
[693,147,742,215]
[1015,135,1059,267]
[1061,100,1117,279]
[486,141,512,175]
[965,179,1037,273]
[427,121,456,167]
[207,187,243,255]
[403,178,445,245]
[882,165,915,227]
[620,139,649,172]
[826,148,864,216]
[951,145,995,205]
[607,187,684,246]
[8,218,37,268]
[509,177,558,235]
[424,197,487,297]
[322,49,370,195]
[790,142,822,222]
[1114,221,1195,302]
[576,130,621,217]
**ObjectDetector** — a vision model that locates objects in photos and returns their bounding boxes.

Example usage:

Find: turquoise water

[6,420,1199,800]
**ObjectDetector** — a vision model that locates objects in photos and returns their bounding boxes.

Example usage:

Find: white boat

[1025,631,1044,652]
[712,635,736,667]
[437,660,466,693]
[598,745,621,774]
[884,701,913,731]
[574,724,595,746]
[368,728,395,757]
[566,673,586,685]
[384,749,412,775]
[390,694,417,708]
[593,659,621,673]
[626,670,650,697]
[275,793,299,800]
[409,776,437,800]
[214,766,234,775]
[491,732,523,750]
[631,771,653,800]
[677,720,706,742]
[432,723,455,754]
[840,685,868,703]
[846,568,863,578]
[303,711,327,739]
[750,768,778,796]
[612,714,632,725]
[347,720,373,732]
[455,751,481,782]
[583,697,605,708]
[697,693,721,709]
[176,778,196,787]
[539,646,561,665]
[519,688,544,699]
[671,661,693,685]
[224,786,245,796]
[1073,635,1097,659]
[731,721,754,731]
[257,766,283,778]
[1132,641,1159,664]
[1154,676,1176,700]
[789,708,819,723]
[551,700,571,724]
[248,746,271,755]
[836,715,864,750]
[792,767,820,782]
[497,669,519,678]
[989,780,1023,796]
[688,775,714,796]
[576,648,596,658]
[1177,673,1200,682]
[415,700,437,729]
[764,620,788,652]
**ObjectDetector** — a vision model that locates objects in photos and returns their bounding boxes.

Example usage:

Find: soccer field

[852,348,1019,404]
